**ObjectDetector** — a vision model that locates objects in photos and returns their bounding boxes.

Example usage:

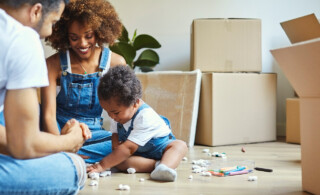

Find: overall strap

[99,47,110,70]
[125,103,149,134]
[59,51,69,71]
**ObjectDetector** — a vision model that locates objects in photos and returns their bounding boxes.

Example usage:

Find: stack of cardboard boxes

[191,18,277,146]
[281,14,320,145]
[271,13,320,195]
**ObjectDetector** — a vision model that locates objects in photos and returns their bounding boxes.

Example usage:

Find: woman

[42,0,126,163]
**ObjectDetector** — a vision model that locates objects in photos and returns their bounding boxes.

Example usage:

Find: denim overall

[117,103,176,160]
[0,109,4,126]
[56,47,112,163]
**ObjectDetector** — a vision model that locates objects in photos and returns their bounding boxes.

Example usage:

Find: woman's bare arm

[41,54,61,135]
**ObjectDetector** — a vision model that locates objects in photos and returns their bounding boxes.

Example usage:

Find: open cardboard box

[271,13,320,195]
[286,98,300,144]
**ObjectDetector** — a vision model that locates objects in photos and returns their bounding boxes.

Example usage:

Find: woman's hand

[79,123,92,140]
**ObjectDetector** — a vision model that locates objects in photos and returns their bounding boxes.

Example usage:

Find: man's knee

[65,153,87,189]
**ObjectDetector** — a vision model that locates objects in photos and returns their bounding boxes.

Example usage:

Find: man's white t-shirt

[110,106,171,146]
[0,9,49,112]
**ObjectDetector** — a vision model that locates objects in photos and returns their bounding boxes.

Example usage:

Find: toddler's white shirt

[110,106,171,146]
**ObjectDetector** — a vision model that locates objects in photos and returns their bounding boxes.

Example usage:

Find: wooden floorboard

[79,139,308,195]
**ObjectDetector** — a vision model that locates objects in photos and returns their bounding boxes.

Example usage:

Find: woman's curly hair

[98,65,142,107]
[45,0,122,52]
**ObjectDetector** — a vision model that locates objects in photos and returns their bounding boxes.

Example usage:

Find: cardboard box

[191,18,262,72]
[136,70,201,147]
[195,73,277,146]
[280,13,320,44]
[286,98,300,144]
[270,13,320,195]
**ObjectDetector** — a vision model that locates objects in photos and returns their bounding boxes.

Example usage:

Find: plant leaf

[132,29,137,43]
[133,34,161,50]
[109,42,136,66]
[133,49,159,67]
[118,26,129,43]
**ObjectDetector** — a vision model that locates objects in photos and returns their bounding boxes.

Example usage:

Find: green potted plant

[109,26,161,72]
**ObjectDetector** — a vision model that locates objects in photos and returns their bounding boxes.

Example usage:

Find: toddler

[87,65,188,182]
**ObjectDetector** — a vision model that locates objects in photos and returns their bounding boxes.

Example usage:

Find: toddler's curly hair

[98,66,142,107]
[46,0,122,52]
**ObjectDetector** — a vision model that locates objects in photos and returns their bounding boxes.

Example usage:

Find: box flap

[271,38,320,97]
[281,13,320,44]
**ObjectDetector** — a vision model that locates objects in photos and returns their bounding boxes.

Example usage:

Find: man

[0,1,91,194]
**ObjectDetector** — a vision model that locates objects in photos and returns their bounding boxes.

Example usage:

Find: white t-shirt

[110,105,171,146]
[0,9,49,112]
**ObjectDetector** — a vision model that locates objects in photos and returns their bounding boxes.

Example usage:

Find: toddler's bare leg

[116,156,156,173]
[160,140,188,169]
[150,140,188,182]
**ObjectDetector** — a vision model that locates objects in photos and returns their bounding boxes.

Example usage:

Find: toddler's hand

[87,163,105,173]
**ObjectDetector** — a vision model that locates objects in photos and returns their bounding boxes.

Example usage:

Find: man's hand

[60,119,85,152]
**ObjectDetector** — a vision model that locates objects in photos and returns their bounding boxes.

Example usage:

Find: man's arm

[4,88,86,159]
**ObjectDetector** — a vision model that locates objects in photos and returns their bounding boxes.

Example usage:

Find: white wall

[43,0,320,136]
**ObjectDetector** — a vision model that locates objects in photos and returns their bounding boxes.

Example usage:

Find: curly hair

[98,66,142,107]
[45,0,122,52]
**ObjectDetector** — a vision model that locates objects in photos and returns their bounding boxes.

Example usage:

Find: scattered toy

[119,184,130,191]
[139,178,145,182]
[202,149,210,153]
[248,176,258,181]
[99,171,111,177]
[201,172,212,177]
[89,180,98,186]
[208,166,253,177]
[254,167,273,172]
[127,168,136,174]
[88,172,99,180]
[191,159,209,167]
[192,165,201,170]
[192,169,202,173]
[211,152,227,158]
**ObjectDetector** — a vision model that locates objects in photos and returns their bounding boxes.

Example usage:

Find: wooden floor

[79,138,309,195]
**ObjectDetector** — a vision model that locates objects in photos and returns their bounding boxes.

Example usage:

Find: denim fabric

[0,153,81,195]
[0,110,4,126]
[117,103,175,160]
[56,47,112,163]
